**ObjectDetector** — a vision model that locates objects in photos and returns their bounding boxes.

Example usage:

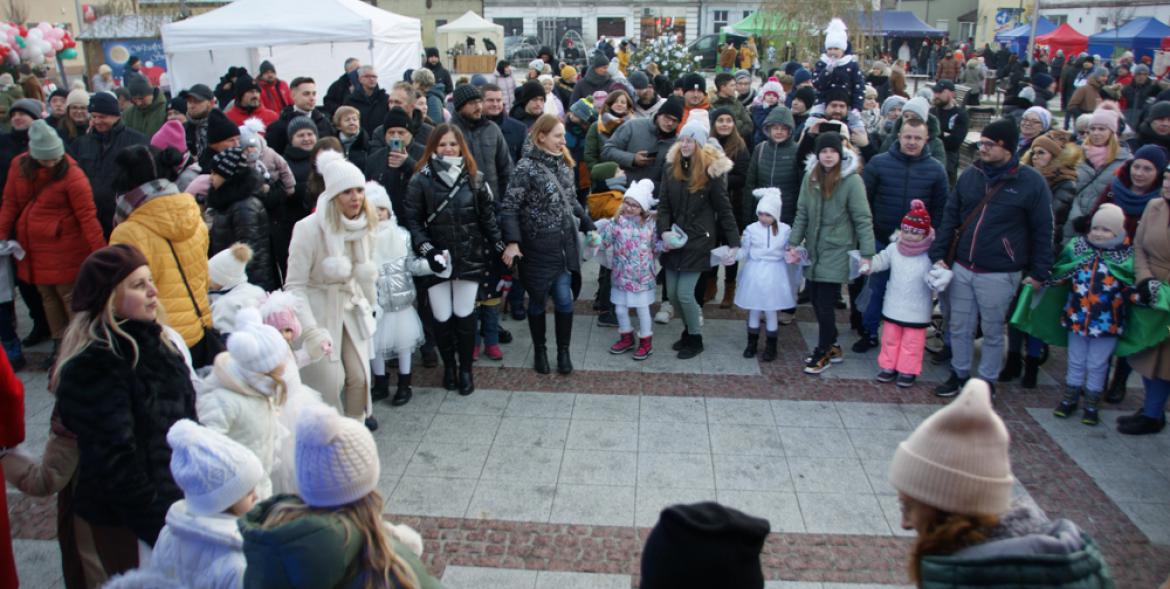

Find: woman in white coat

[285,150,380,430]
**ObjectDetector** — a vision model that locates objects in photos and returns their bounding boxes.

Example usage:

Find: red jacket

[258,78,292,113]
[0,351,24,589]
[225,104,279,129]
[0,155,106,284]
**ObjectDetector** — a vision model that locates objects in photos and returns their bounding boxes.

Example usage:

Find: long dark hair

[415,123,479,180]
[20,153,69,181]
[713,113,746,160]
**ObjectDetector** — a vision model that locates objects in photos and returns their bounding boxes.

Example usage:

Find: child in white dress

[736,188,797,361]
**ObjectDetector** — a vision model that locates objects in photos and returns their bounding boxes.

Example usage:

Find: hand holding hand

[502,243,522,266]
[586,231,601,248]
[426,253,448,274]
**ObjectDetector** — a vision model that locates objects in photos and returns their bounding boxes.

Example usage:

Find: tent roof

[1036,23,1087,44]
[436,11,503,34]
[856,11,945,38]
[1089,16,1170,43]
[161,0,421,53]
[726,11,798,36]
[994,17,1056,42]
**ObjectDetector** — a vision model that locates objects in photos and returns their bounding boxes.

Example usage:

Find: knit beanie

[295,405,380,508]
[709,106,734,128]
[517,80,545,108]
[233,73,258,102]
[9,98,42,119]
[127,74,152,98]
[527,58,545,73]
[28,119,63,161]
[425,47,440,59]
[228,308,290,376]
[679,117,709,146]
[470,74,488,87]
[208,243,252,290]
[880,95,907,118]
[1090,107,1121,133]
[590,51,609,70]
[902,96,930,122]
[1029,131,1067,161]
[900,199,931,235]
[211,146,247,179]
[1132,144,1169,175]
[888,379,1014,517]
[206,109,241,144]
[792,86,817,110]
[681,72,706,93]
[628,70,649,90]
[657,96,685,121]
[377,107,409,133]
[981,118,1019,151]
[71,244,149,316]
[151,120,188,155]
[167,419,264,517]
[734,69,752,81]
[754,187,782,221]
[286,115,318,140]
[560,64,578,80]
[167,95,187,115]
[1149,101,1170,122]
[1091,202,1126,239]
[824,18,848,51]
[623,178,657,213]
[452,84,481,112]
[238,118,265,151]
[259,60,276,75]
[1023,106,1052,131]
[640,502,770,589]
[590,161,619,187]
[569,98,596,124]
[1133,64,1151,75]
[784,61,801,76]
[760,80,783,100]
[1017,86,1036,106]
[1031,72,1054,90]
[316,150,365,201]
[814,131,843,158]
[260,290,302,341]
[66,88,89,109]
[792,68,812,87]
[365,180,392,215]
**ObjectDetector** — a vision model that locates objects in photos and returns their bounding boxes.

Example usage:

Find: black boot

[1104,359,1131,404]
[554,311,573,375]
[529,313,550,374]
[1020,356,1040,389]
[392,373,413,406]
[371,373,390,402]
[998,352,1022,382]
[742,331,759,358]
[435,319,458,390]
[678,334,704,359]
[456,315,477,395]
[762,332,778,362]
[672,329,690,351]
[1053,386,1080,418]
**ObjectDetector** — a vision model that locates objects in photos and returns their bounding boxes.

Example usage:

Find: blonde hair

[529,114,575,167]
[326,190,379,233]
[260,492,419,589]
[670,141,714,193]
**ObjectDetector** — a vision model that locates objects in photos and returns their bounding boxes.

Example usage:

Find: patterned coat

[599,214,663,293]
[1045,236,1133,338]
[813,55,865,112]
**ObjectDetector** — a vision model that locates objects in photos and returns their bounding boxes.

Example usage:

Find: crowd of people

[0,18,1168,588]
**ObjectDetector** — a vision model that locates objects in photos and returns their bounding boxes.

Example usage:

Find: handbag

[166,239,225,366]
[945,181,1007,266]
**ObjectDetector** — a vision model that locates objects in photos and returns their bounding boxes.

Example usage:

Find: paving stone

[1116,501,1170,546]
[572,394,639,421]
[709,423,786,456]
[548,484,636,527]
[637,452,715,489]
[405,440,490,479]
[373,409,435,442]
[438,389,511,416]
[875,493,916,537]
[558,449,638,486]
[388,476,476,518]
[443,566,538,589]
[834,402,913,431]
[480,445,563,484]
[493,416,570,449]
[788,457,873,494]
[376,439,419,479]
[638,420,711,453]
[635,486,720,527]
[713,454,793,491]
[466,481,556,522]
[798,492,892,535]
[640,395,707,423]
[391,386,448,413]
[771,400,844,428]
[535,571,631,589]
[861,457,896,496]
[778,427,857,458]
[706,397,776,425]
[505,391,576,418]
[846,429,909,460]
[717,489,806,533]
[422,413,501,445]
[566,419,639,451]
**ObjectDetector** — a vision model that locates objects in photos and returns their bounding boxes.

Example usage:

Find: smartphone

[389,138,404,152]
[821,121,844,135]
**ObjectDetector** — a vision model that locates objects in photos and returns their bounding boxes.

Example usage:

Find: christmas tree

[631,35,700,80]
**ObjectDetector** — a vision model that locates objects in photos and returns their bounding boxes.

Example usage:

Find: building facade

[484,0,700,48]
[1038,0,1170,35]
[897,0,979,43]
[372,0,484,47]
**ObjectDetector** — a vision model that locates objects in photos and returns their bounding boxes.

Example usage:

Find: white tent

[161,0,421,101]
[435,11,504,65]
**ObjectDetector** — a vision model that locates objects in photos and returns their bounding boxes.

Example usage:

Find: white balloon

[27,29,42,40]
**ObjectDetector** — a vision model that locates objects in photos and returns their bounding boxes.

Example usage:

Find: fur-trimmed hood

[665,140,735,179]
[803,145,860,177]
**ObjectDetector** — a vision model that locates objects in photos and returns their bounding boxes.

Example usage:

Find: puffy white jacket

[150,500,246,589]
[869,237,934,327]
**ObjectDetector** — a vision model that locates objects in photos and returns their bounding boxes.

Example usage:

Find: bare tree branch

[3,0,28,24]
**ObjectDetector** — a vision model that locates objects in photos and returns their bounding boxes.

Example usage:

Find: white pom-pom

[827,18,847,34]
[242,117,266,136]
[233,307,264,332]
[321,256,352,280]
[353,261,377,283]
[166,418,202,450]
[261,290,297,317]
[315,149,345,174]
[752,187,781,201]
[296,405,343,446]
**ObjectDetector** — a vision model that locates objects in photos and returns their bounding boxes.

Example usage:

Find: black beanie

[784,61,801,76]
[234,73,258,101]
[657,96,684,121]
[71,244,150,316]
[259,60,276,75]
[792,86,817,110]
[682,73,706,93]
[982,118,1019,151]
[206,109,240,144]
[814,130,844,157]
[653,74,673,100]
[425,47,440,59]
[517,80,545,108]
[496,59,510,75]
[382,106,412,132]
[452,84,482,112]
[590,51,609,69]
[168,95,187,115]
[88,92,120,116]
[640,502,770,589]
[822,88,850,107]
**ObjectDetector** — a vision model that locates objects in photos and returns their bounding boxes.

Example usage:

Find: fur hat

[902,96,930,122]
[28,119,63,161]
[824,18,848,51]
[452,84,481,112]
[889,379,1013,517]
[286,115,318,140]
[640,502,770,589]
[228,308,290,376]
[679,116,710,146]
[208,242,253,290]
[150,119,187,155]
[623,178,657,212]
[167,419,264,517]
[71,244,149,316]
[261,290,303,341]
[206,109,241,145]
[66,88,90,109]
[901,199,932,235]
[316,150,366,202]
[295,405,380,508]
[981,118,1019,151]
[365,180,392,215]
[1091,202,1126,239]
[754,187,782,221]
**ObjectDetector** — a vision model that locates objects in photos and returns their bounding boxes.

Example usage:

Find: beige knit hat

[66,88,90,109]
[888,379,1014,516]
[295,405,380,507]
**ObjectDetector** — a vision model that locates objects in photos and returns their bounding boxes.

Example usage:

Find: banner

[102,38,168,86]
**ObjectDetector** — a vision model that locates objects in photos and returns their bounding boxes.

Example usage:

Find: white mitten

[301,327,333,362]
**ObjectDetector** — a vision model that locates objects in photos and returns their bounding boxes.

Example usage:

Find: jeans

[1065,333,1116,396]
[878,322,926,375]
[664,269,702,335]
[808,281,841,350]
[1141,377,1170,419]
[527,271,574,316]
[475,302,501,348]
[861,266,890,337]
[947,265,1020,380]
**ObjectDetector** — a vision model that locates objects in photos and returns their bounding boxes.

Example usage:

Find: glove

[417,241,435,257]
[1135,277,1162,306]
[662,231,685,250]
[1071,214,1091,236]
[585,231,601,248]
[302,327,333,362]
[496,274,513,293]
[721,247,740,266]
[426,253,448,274]
[494,241,507,255]
[926,266,954,292]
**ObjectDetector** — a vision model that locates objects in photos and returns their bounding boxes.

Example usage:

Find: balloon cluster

[0,22,79,66]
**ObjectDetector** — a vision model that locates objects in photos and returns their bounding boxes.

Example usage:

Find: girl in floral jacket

[597,179,663,361]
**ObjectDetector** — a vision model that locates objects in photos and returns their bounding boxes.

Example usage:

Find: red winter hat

[901,199,931,234]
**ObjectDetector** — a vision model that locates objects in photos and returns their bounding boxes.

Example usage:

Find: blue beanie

[793,69,812,86]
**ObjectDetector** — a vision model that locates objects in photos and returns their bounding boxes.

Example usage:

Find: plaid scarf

[113,179,180,227]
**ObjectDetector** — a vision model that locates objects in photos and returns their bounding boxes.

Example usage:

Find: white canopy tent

[161,0,422,102]
[435,11,504,66]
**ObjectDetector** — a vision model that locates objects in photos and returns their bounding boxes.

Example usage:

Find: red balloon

[63,38,75,49]
[17,25,26,37]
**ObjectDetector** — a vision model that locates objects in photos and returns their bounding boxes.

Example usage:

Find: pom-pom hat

[295,406,380,507]
[207,242,253,290]
[316,150,366,202]
[824,18,849,51]
[754,188,782,221]
[901,199,931,235]
[623,178,657,212]
[167,419,264,516]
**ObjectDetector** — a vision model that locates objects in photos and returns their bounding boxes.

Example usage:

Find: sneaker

[654,301,673,324]
[803,348,832,375]
[895,373,917,388]
[1053,387,1081,419]
[1081,406,1100,426]
[633,335,653,361]
[934,372,965,397]
[483,344,504,361]
[778,311,795,325]
[875,369,897,383]
[828,344,844,363]
[610,331,636,354]
[851,335,879,353]
[597,311,619,327]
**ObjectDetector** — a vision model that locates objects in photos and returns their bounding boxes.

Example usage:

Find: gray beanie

[902,96,930,122]
[1133,64,1150,75]
[880,95,907,118]
[9,98,42,120]
[127,74,152,98]
[286,116,318,141]
[28,119,64,161]
[1091,66,1109,79]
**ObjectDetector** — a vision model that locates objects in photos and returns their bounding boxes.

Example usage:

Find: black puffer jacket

[365,139,425,221]
[207,169,277,290]
[69,122,148,236]
[656,143,741,273]
[343,86,389,136]
[283,145,314,226]
[266,106,336,155]
[56,320,196,546]
[500,144,595,295]
[450,113,514,202]
[403,158,503,290]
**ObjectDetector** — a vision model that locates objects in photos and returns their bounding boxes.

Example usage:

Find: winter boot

[1117,414,1167,435]
[762,331,778,362]
[672,329,690,351]
[391,373,413,406]
[529,313,550,374]
[1081,393,1101,426]
[678,334,704,360]
[435,319,458,390]
[610,331,636,354]
[997,352,1022,382]
[1053,386,1081,418]
[456,314,477,395]
[720,282,736,309]
[742,331,759,358]
[40,339,59,371]
[555,311,574,375]
[1020,355,1041,389]
[633,335,653,361]
[371,373,390,402]
[1104,359,1132,404]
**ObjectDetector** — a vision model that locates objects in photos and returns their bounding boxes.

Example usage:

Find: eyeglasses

[977,140,999,150]
[1021,117,1043,126]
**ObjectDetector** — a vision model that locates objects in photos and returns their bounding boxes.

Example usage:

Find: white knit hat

[296,405,380,507]
[623,178,657,212]
[207,243,253,289]
[365,180,392,216]
[228,308,290,376]
[824,18,848,51]
[316,150,366,202]
[167,419,264,516]
[888,379,1014,516]
[679,115,710,146]
[754,188,782,220]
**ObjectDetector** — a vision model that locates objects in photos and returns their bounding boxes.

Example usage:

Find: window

[435,19,447,29]
[494,18,524,37]
[597,17,626,38]
[1047,14,1067,26]
[713,9,729,34]
[959,21,975,41]
[1097,17,1110,33]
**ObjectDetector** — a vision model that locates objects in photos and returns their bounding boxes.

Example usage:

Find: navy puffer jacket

[861,141,949,243]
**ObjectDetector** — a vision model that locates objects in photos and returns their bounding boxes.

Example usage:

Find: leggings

[371,346,412,376]
[747,309,778,333]
[664,269,702,335]
[807,281,841,350]
[615,304,653,337]
[428,279,479,321]
[339,329,368,418]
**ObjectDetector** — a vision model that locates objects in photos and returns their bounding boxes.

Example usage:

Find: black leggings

[808,281,841,350]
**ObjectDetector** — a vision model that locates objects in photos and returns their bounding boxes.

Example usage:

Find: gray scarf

[114,179,180,226]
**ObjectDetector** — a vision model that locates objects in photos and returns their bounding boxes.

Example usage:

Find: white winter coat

[869,236,934,327]
[150,500,246,589]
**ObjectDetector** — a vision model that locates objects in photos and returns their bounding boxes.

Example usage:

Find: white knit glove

[926,266,954,292]
[301,327,333,362]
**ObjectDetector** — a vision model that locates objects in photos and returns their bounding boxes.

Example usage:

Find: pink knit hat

[261,290,303,341]
[151,119,188,155]
[1089,107,1121,134]
[888,379,1014,516]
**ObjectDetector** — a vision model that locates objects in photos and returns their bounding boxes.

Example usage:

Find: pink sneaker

[610,331,635,354]
[483,344,503,361]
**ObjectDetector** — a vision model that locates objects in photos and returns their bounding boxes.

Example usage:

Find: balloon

[17,25,27,37]
[27,29,42,40]
[6,52,17,66]
[15,35,24,48]
[63,38,75,49]
[50,39,62,51]
[59,48,76,60]
[36,22,50,33]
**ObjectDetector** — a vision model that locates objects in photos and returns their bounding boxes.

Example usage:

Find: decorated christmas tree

[631,35,700,80]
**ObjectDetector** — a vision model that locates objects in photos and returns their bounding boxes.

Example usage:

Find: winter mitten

[662,231,685,250]
[385,522,425,557]
[426,253,448,274]
[926,266,954,292]
[302,327,333,362]
[586,231,601,248]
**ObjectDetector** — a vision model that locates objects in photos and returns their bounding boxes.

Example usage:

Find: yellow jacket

[617,49,631,75]
[109,193,211,347]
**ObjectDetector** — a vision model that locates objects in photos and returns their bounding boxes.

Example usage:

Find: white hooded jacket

[150,500,246,589]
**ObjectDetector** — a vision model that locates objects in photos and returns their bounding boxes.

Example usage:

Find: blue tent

[1088,17,1170,61]
[994,17,1056,57]
[855,10,945,38]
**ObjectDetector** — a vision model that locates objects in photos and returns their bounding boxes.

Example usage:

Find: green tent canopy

[727,11,799,36]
